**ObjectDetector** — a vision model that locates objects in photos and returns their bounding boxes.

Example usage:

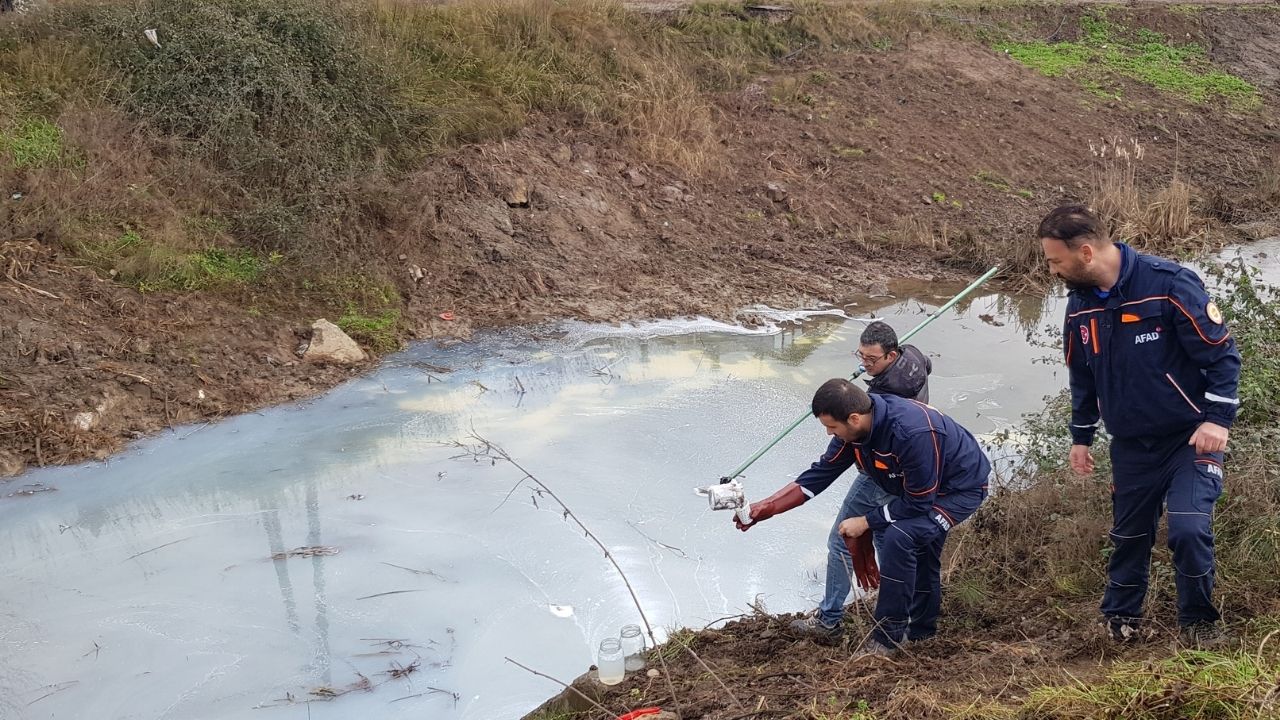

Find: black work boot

[1107,617,1142,643]
[787,612,843,644]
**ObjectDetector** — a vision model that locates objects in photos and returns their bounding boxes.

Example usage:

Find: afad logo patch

[1135,329,1162,344]
[1079,324,1090,346]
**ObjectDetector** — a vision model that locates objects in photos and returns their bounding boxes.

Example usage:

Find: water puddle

[1,239,1274,719]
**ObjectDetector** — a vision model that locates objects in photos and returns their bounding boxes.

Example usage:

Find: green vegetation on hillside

[996,12,1260,108]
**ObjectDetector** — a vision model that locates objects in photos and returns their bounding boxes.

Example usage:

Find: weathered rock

[505,178,530,207]
[0,451,25,478]
[765,182,788,202]
[624,168,647,188]
[551,144,573,165]
[303,320,366,365]
[659,185,685,203]
[867,282,892,298]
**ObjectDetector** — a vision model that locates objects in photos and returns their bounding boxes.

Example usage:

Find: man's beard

[1056,271,1096,292]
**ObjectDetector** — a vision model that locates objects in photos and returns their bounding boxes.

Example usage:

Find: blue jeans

[817,474,894,626]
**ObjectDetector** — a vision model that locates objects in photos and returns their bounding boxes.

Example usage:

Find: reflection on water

[6,265,1233,720]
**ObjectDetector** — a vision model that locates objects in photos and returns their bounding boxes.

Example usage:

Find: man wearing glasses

[735,321,932,643]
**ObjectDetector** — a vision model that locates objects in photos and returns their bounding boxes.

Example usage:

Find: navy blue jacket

[794,394,991,531]
[1064,244,1241,445]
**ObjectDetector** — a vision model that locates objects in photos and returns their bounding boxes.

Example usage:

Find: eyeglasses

[855,351,886,365]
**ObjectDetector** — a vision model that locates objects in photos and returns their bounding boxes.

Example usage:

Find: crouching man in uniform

[736,378,990,654]
[1038,205,1241,647]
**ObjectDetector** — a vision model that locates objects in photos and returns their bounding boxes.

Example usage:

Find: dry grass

[1259,148,1280,207]
[1088,137,1211,255]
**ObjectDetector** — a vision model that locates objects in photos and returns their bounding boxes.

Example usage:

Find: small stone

[646,668,660,678]
[551,145,573,165]
[765,182,788,202]
[625,168,647,188]
[397,254,407,261]
[505,178,530,207]
[659,185,684,203]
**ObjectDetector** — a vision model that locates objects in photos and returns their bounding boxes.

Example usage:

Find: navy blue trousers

[872,488,985,647]
[1103,433,1223,627]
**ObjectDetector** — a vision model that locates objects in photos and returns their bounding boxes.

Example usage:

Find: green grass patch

[995,13,1260,109]
[337,306,401,354]
[1021,648,1280,719]
[74,227,279,292]
[1,118,65,169]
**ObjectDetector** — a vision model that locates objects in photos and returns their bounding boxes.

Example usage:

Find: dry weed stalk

[461,432,749,714]
[1089,135,1204,250]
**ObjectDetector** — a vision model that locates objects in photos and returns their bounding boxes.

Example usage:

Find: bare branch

[504,657,615,717]
[475,433,747,713]
[124,537,192,562]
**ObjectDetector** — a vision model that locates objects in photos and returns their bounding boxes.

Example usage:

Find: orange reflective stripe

[1090,317,1100,354]
[906,401,942,497]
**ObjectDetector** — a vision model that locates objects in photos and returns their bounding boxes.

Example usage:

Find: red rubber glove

[844,531,880,590]
[735,483,807,531]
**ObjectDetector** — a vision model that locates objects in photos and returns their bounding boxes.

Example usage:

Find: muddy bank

[3,3,1280,477]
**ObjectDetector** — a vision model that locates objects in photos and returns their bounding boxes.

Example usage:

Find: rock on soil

[302,320,366,365]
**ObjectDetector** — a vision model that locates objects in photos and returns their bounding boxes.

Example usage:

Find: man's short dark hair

[859,321,899,354]
[812,378,872,420]
[1037,205,1108,248]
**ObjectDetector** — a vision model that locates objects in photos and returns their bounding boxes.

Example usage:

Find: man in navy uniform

[1038,205,1240,647]
[776,321,933,642]
[736,378,989,653]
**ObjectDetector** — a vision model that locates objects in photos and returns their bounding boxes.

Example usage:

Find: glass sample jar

[597,638,625,685]
[620,624,646,671]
